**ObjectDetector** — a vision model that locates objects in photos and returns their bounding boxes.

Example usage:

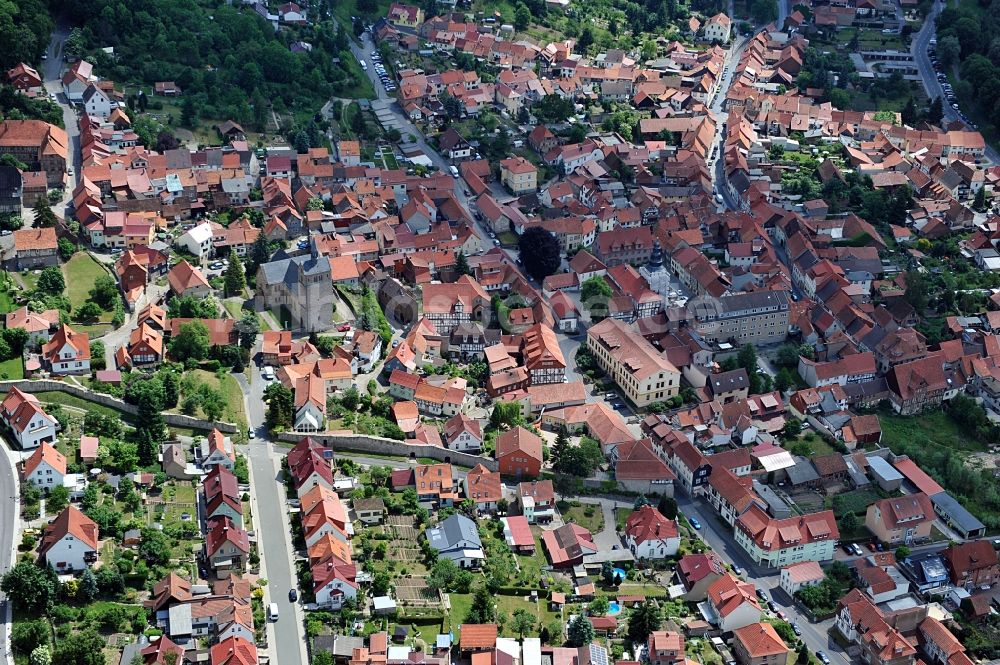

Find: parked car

[852,543,864,556]
[288,588,298,602]
[337,323,352,332]
[689,517,702,530]
[792,622,802,636]
[732,566,744,576]
[756,588,768,601]
[817,653,830,665]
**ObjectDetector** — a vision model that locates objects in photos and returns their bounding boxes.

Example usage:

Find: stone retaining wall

[276,431,497,470]
[0,380,237,433]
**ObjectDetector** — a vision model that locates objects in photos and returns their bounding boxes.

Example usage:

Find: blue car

[689,517,702,530]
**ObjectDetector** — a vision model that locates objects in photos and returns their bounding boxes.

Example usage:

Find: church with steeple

[639,239,672,297]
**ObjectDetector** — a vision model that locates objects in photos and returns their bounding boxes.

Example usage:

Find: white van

[449,165,459,177]
[262,366,275,381]
[268,603,279,621]
[360,59,368,71]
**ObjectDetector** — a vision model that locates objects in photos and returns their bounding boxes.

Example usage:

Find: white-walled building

[22,441,66,490]
[39,505,99,571]
[624,505,680,560]
[1,386,58,450]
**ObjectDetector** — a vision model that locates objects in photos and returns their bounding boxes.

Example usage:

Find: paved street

[910,1,999,164]
[0,445,22,665]
[41,23,82,220]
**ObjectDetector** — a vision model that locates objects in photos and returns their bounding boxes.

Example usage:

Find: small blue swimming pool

[608,601,622,615]
[613,567,627,581]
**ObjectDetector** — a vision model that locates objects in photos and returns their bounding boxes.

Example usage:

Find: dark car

[817,652,830,665]
[289,588,298,602]
[791,622,802,636]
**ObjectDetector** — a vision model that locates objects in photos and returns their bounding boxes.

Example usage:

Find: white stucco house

[624,505,680,560]
[22,441,66,490]
[39,506,99,571]
[1,387,58,450]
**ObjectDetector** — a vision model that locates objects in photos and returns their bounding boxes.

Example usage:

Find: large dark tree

[517,227,561,281]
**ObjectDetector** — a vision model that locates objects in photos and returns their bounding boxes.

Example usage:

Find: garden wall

[275,431,497,470]
[0,380,237,433]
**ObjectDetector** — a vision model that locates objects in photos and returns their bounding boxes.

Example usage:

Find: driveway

[576,496,631,551]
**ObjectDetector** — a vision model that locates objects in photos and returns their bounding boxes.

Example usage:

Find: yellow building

[586,318,680,407]
[500,157,538,194]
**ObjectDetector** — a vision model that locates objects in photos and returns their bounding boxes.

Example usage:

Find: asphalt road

[910,0,999,163]
[0,446,20,665]
[41,24,82,219]
[675,494,850,665]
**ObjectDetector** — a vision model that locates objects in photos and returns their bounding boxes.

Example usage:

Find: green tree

[903,270,929,313]
[938,35,960,67]
[455,251,471,276]
[576,26,594,53]
[37,266,65,295]
[224,250,247,296]
[551,426,570,470]
[249,233,271,274]
[30,645,51,665]
[138,527,171,566]
[797,645,810,665]
[466,584,497,623]
[511,607,535,637]
[236,312,260,349]
[171,321,211,361]
[427,558,460,591]
[89,275,119,310]
[51,629,105,665]
[313,654,336,665]
[927,96,944,125]
[657,495,677,519]
[514,3,531,31]
[265,382,294,430]
[490,402,524,429]
[46,485,69,513]
[567,615,595,646]
[627,600,662,643]
[32,198,58,228]
[75,301,102,322]
[57,237,76,261]
[974,186,988,212]
[838,511,860,533]
[78,568,98,603]
[1,560,55,615]
[11,619,49,655]
[518,227,561,281]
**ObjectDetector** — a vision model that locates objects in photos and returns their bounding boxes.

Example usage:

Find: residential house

[942,541,1000,590]
[4,306,59,343]
[176,222,215,260]
[866,493,936,545]
[624,505,680,559]
[38,505,98,571]
[1,387,57,450]
[21,441,66,490]
[521,323,566,385]
[518,479,556,523]
[0,120,68,187]
[41,324,90,374]
[413,463,459,507]
[496,426,543,479]
[648,631,685,665]
[735,505,839,568]
[500,157,538,194]
[706,573,763,631]
[353,498,386,525]
[779,560,825,597]
[587,317,680,407]
[202,466,244,529]
[424,514,485,569]
[541,523,597,568]
[204,516,249,572]
[464,464,502,514]
[9,227,58,270]
[200,429,236,470]
[676,552,726,601]
[443,413,482,452]
[732,623,790,665]
[167,260,212,299]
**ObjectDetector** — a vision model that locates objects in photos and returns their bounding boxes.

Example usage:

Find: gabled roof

[40,505,98,555]
[167,259,210,295]
[496,426,543,463]
[733,623,788,658]
[23,441,66,476]
[625,505,678,544]
[707,572,762,617]
[42,324,90,365]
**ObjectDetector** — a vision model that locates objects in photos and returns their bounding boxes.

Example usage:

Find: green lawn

[35,391,136,422]
[189,369,247,429]
[0,356,23,379]
[561,502,605,533]
[62,252,114,324]
[879,409,987,453]
[447,591,563,634]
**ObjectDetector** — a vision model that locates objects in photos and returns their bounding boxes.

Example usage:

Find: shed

[373,596,397,616]
[866,455,903,491]
[930,492,986,539]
